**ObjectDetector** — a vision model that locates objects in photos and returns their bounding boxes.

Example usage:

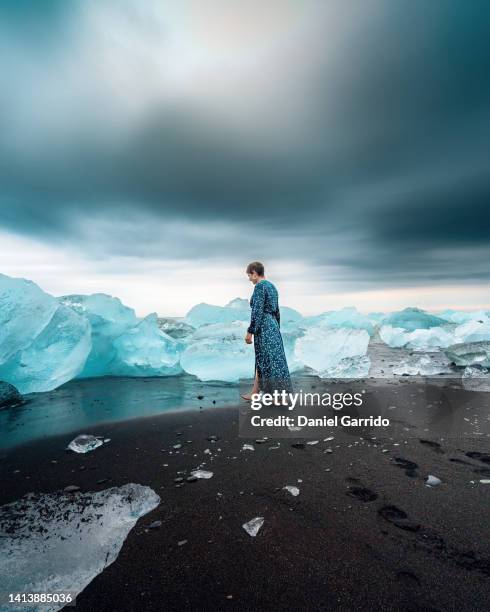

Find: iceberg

[379,325,455,350]
[111,313,182,377]
[0,276,92,394]
[380,307,447,331]
[452,320,490,343]
[0,484,160,612]
[157,317,195,339]
[438,309,490,324]
[61,295,182,378]
[445,341,490,368]
[294,327,370,373]
[185,302,249,327]
[180,321,254,382]
[0,273,58,364]
[305,307,375,335]
[0,380,22,409]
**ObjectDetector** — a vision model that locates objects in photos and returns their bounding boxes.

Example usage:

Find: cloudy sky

[1,0,489,316]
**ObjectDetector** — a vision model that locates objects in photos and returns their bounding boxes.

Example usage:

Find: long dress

[248,280,293,394]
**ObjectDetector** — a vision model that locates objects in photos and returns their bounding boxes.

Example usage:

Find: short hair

[246,261,265,276]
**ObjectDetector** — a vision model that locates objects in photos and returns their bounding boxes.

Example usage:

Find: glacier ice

[0,277,91,394]
[445,341,490,368]
[0,380,22,409]
[452,319,490,343]
[61,294,183,378]
[0,273,58,364]
[305,307,375,335]
[321,355,371,378]
[380,307,448,331]
[67,434,104,453]
[180,321,254,382]
[242,516,264,537]
[111,313,182,377]
[438,309,490,324]
[379,325,455,350]
[0,484,160,612]
[392,355,453,376]
[185,302,250,327]
[157,317,195,339]
[462,366,490,392]
[294,327,370,373]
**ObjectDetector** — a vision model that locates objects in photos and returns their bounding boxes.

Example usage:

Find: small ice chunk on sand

[479,479,490,484]
[307,440,319,445]
[242,516,264,537]
[426,475,442,487]
[67,434,103,454]
[190,470,214,479]
[283,486,300,496]
[242,444,254,451]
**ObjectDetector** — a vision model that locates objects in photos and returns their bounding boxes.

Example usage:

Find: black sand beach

[1,379,489,611]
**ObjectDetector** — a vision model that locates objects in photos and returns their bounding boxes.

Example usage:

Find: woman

[242,261,292,400]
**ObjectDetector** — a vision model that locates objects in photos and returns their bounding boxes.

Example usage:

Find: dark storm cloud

[0,0,489,287]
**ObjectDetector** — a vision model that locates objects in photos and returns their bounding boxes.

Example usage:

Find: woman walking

[242,261,292,399]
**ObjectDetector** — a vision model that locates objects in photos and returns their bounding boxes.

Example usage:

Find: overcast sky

[1,0,489,316]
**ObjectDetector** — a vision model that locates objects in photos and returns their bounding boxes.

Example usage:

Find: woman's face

[247,271,260,284]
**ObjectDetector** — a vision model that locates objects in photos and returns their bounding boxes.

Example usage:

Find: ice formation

[305,307,375,335]
[242,516,265,537]
[0,276,91,394]
[2,273,490,392]
[462,366,490,392]
[392,355,453,376]
[67,434,104,453]
[379,325,455,350]
[445,341,490,368]
[0,484,160,611]
[180,322,254,382]
[61,295,182,378]
[294,327,370,374]
[380,307,447,331]
[0,380,23,409]
[321,355,371,378]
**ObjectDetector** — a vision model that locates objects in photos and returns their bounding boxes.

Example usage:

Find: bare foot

[241,394,252,401]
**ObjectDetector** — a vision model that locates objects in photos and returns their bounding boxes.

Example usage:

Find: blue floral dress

[248,280,292,394]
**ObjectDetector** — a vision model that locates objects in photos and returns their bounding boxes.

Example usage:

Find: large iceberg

[0,484,160,611]
[0,276,91,394]
[379,325,455,350]
[61,294,182,378]
[294,327,370,376]
[185,298,303,330]
[452,319,490,343]
[180,321,254,382]
[380,307,447,331]
[305,307,375,335]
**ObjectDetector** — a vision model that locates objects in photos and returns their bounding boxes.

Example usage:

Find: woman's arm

[247,282,266,335]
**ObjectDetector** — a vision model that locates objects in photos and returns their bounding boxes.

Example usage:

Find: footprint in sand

[392,457,419,478]
[346,486,378,502]
[378,505,421,532]
[419,439,444,454]
[465,451,490,464]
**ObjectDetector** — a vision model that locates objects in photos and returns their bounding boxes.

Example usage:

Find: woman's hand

[245,332,253,344]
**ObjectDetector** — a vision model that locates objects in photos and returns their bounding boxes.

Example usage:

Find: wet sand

[0,381,489,611]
